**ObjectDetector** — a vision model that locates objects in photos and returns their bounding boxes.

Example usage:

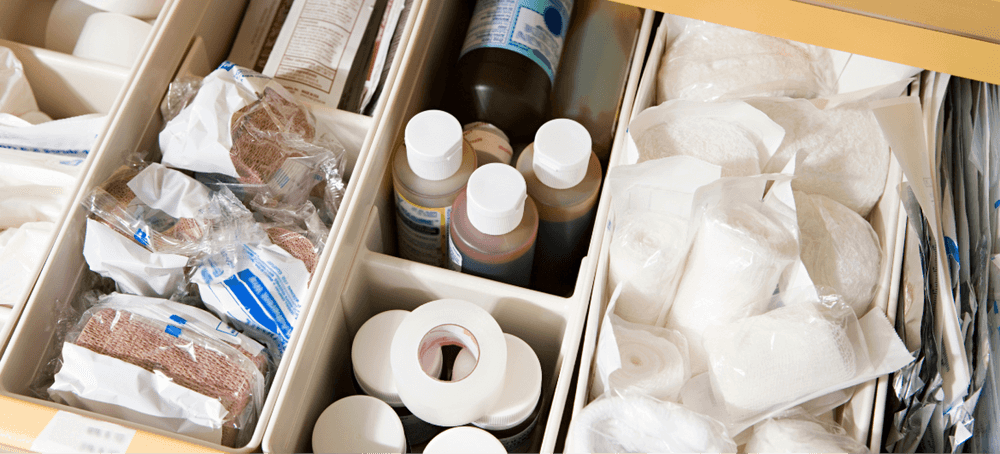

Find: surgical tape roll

[72,12,152,67]
[474,334,542,431]
[390,299,507,427]
[45,0,102,53]
[353,310,444,406]
[425,427,507,454]
[77,0,165,19]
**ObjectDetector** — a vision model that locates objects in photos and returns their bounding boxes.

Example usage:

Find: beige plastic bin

[262,2,654,453]
[567,15,911,449]
[0,0,417,452]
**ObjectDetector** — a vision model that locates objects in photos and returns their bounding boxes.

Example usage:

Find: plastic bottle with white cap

[352,310,445,445]
[515,118,601,294]
[447,163,538,287]
[471,334,543,453]
[463,122,513,166]
[424,426,507,454]
[393,110,477,268]
[312,395,407,454]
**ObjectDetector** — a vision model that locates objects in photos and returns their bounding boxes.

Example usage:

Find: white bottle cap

[405,110,464,181]
[473,334,542,431]
[532,118,592,189]
[353,310,443,406]
[424,427,507,454]
[312,395,407,454]
[466,164,527,235]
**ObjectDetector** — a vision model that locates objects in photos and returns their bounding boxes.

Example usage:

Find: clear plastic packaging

[656,15,836,103]
[48,294,268,447]
[160,75,203,123]
[565,394,736,453]
[745,407,872,453]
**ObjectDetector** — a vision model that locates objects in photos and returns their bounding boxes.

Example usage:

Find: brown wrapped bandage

[266,227,318,274]
[230,87,315,187]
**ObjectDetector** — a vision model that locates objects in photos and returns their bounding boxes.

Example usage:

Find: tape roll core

[418,324,480,380]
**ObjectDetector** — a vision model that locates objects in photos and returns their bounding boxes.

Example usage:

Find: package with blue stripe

[46,293,268,447]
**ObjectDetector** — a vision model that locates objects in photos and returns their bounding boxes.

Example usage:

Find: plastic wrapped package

[627,100,785,177]
[656,15,836,103]
[565,394,737,453]
[160,75,203,123]
[265,227,319,274]
[664,177,799,374]
[794,190,882,317]
[47,294,268,447]
[744,408,872,453]
[0,222,54,307]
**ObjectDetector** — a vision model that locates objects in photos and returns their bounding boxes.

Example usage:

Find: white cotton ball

[665,201,798,374]
[609,211,688,325]
[794,191,882,317]
[750,98,891,216]
[656,19,835,103]
[633,117,762,177]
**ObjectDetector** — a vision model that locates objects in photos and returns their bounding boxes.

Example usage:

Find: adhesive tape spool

[424,427,507,454]
[390,299,507,427]
[45,0,102,53]
[352,310,444,406]
[312,395,406,454]
[72,12,152,67]
[77,0,165,20]
[473,334,542,431]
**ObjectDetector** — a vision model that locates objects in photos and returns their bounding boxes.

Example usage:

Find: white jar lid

[405,110,463,181]
[473,334,542,431]
[466,163,527,235]
[425,427,507,454]
[532,118,592,189]
[312,395,406,454]
[353,310,443,406]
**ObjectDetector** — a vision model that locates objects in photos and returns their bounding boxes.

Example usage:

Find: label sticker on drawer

[31,410,136,453]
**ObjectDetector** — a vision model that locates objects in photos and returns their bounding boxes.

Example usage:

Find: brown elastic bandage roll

[73,308,263,446]
[266,227,318,274]
[229,87,315,187]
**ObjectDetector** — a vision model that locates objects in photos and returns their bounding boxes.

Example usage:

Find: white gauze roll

[794,191,882,317]
[751,97,890,216]
[703,303,858,422]
[633,117,762,177]
[609,211,688,324]
[746,414,872,454]
[607,320,690,402]
[565,395,736,454]
[656,17,835,103]
[665,202,798,374]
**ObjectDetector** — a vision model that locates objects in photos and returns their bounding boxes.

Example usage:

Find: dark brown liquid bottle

[454,0,574,143]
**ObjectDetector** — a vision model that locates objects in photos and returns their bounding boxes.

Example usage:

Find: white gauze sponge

[794,191,882,317]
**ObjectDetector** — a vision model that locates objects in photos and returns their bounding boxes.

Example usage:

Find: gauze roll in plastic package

[665,176,799,374]
[565,394,736,454]
[626,99,785,177]
[744,407,871,454]
[390,299,507,427]
[751,82,910,216]
[656,15,836,104]
[604,156,722,325]
[794,190,882,317]
[49,294,268,447]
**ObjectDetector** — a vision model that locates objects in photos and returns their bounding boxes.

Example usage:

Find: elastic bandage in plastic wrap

[656,15,836,103]
[794,190,881,317]
[566,394,736,453]
[608,212,688,325]
[594,311,690,403]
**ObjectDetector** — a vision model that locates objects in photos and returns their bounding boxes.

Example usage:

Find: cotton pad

[794,191,881,317]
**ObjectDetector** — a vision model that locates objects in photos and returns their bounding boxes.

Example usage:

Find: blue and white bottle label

[460,0,573,83]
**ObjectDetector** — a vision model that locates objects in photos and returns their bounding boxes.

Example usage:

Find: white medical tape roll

[72,12,152,67]
[77,0,165,20]
[473,334,542,431]
[425,427,507,454]
[312,395,406,454]
[353,310,444,406]
[390,299,507,427]
[45,0,102,53]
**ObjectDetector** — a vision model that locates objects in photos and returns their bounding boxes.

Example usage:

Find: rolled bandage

[607,322,689,402]
[608,212,687,325]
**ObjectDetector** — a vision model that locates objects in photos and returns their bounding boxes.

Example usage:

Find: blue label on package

[460,0,573,83]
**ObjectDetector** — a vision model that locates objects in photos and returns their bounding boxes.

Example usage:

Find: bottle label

[447,230,463,271]
[460,0,573,83]
[464,123,513,165]
[395,190,450,267]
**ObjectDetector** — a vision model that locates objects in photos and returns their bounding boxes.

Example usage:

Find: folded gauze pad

[665,197,798,374]
[628,100,785,177]
[703,303,858,422]
[794,191,881,317]
[565,394,736,453]
[750,95,892,216]
[656,16,836,103]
